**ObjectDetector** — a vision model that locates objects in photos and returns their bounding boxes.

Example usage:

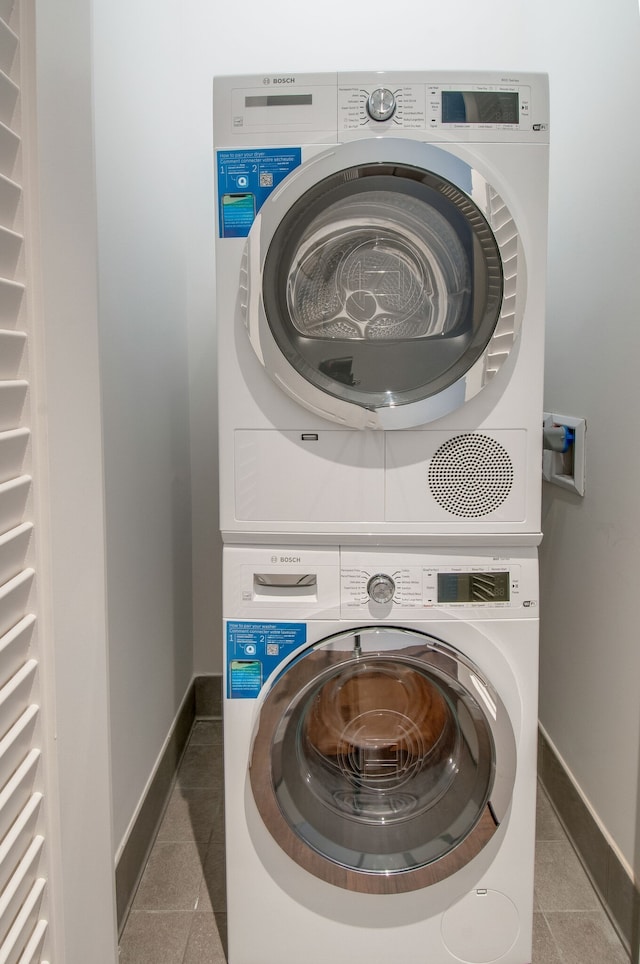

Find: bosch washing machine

[223,545,540,964]
[213,70,550,546]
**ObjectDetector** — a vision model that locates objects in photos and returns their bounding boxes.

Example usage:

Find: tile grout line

[539,909,568,964]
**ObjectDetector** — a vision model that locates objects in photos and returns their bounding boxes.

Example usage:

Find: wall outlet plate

[542,412,586,496]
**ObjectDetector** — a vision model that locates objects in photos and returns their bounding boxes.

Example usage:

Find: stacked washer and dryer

[213,71,549,964]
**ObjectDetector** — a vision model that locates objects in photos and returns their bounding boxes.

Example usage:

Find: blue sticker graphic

[217,148,302,238]
[229,660,262,699]
[226,621,307,699]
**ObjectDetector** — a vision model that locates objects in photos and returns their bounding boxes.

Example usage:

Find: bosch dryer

[213,71,549,544]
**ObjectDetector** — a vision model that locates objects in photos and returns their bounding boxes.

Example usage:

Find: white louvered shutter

[0,0,52,961]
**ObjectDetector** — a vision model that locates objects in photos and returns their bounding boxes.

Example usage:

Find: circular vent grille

[428,434,514,518]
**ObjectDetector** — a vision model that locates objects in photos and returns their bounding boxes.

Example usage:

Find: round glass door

[249,627,516,894]
[261,162,503,412]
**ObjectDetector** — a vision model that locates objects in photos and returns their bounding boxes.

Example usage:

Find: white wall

[538,3,640,875]
[35,0,195,917]
[33,0,118,957]
[182,0,640,876]
[92,1,194,850]
[87,0,192,846]
[32,0,196,942]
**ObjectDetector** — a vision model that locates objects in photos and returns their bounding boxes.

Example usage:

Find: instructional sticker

[216,148,302,238]
[226,621,307,699]
[229,660,262,699]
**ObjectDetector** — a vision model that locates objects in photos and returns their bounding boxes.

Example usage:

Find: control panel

[223,547,539,620]
[339,551,539,617]
[338,82,535,132]
[214,72,549,146]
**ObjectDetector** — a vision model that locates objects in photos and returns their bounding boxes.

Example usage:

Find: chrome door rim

[243,139,522,430]
[249,626,517,893]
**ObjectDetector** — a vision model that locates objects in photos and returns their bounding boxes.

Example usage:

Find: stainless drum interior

[261,163,503,411]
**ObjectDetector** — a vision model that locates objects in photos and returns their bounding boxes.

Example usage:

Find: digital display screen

[438,571,510,604]
[245,94,313,108]
[441,91,519,125]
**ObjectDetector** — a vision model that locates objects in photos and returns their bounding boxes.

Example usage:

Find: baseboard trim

[195,672,222,718]
[114,675,222,934]
[114,680,196,934]
[538,726,640,956]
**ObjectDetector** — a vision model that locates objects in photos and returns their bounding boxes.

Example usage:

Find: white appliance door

[244,138,521,429]
[249,626,516,894]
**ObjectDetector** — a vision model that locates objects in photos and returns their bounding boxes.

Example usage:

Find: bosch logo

[272,77,295,84]
[280,556,301,563]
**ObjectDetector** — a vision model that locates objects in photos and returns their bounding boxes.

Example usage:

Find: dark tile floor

[119,720,226,964]
[119,719,629,964]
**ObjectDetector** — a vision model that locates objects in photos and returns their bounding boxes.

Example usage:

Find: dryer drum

[260,164,504,410]
[249,627,517,894]
[286,190,470,341]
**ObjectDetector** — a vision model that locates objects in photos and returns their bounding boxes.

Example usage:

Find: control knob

[367,573,396,605]
[366,87,396,122]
